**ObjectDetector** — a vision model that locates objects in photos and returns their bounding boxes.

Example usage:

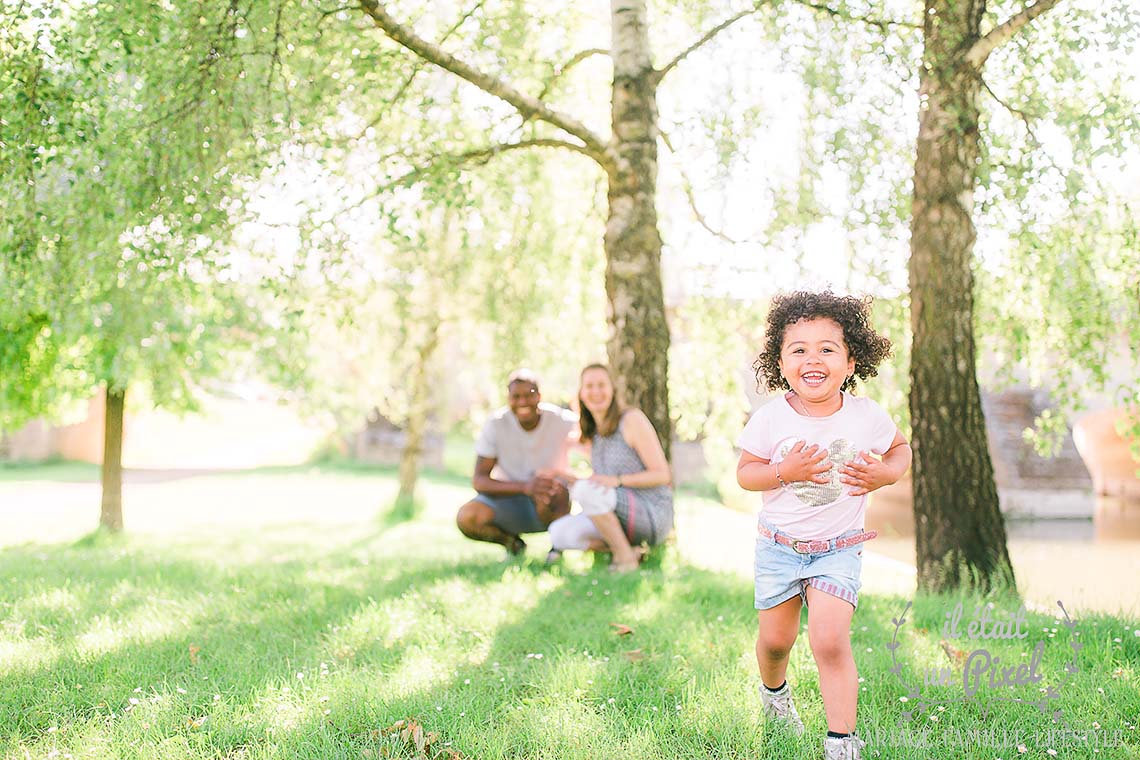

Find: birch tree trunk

[100,384,126,532]
[908,0,1014,592]
[606,0,671,458]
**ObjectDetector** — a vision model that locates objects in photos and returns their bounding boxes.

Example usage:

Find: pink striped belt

[758,524,877,555]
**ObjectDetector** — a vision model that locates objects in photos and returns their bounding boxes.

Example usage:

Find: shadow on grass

[4,516,1138,760]
[355,555,811,760]
[0,526,518,757]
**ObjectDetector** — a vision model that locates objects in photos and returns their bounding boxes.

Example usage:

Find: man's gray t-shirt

[475,402,577,482]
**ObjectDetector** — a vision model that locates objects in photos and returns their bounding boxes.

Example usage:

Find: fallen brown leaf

[188,644,201,665]
[939,639,968,665]
[622,649,646,662]
[610,622,634,636]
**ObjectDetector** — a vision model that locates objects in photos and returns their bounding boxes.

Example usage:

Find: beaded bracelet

[774,462,789,489]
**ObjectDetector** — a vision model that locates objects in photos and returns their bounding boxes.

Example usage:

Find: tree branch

[358,1,486,140]
[537,48,609,101]
[793,0,920,32]
[350,138,600,210]
[654,8,758,85]
[965,0,1064,69]
[979,76,1039,145]
[357,0,610,168]
[658,129,746,245]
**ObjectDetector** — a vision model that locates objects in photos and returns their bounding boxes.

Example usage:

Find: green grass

[1,465,1138,759]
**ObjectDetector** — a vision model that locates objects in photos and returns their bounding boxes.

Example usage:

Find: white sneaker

[823,733,865,760]
[759,682,804,735]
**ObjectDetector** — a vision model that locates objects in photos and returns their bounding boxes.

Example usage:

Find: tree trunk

[396,319,441,507]
[606,0,672,460]
[100,384,126,532]
[908,0,1015,593]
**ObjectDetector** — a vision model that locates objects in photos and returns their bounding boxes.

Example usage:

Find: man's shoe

[505,535,527,557]
[824,733,865,760]
[760,682,804,735]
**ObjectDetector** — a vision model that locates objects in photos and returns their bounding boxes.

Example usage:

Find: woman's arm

[591,409,671,488]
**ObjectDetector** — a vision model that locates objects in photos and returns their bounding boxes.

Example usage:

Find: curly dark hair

[753,290,892,393]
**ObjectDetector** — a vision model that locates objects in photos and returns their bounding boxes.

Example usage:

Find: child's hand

[780,441,831,484]
[840,451,898,495]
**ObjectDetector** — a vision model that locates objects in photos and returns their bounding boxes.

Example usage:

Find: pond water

[864,495,1140,617]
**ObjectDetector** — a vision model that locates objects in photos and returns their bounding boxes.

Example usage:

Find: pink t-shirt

[737,391,898,540]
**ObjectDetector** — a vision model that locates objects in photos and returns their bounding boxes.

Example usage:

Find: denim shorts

[474,493,546,535]
[753,519,865,610]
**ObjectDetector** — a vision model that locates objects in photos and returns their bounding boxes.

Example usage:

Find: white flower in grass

[899,697,909,702]
[1113,638,1122,643]
[930,715,939,722]
[1134,630,1140,637]
[296,672,304,680]
[938,706,946,711]
[608,698,615,704]
[464,679,471,685]
[1018,744,1027,753]
[1047,749,1058,756]
[1092,721,1100,729]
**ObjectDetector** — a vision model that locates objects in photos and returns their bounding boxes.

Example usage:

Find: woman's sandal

[608,546,648,573]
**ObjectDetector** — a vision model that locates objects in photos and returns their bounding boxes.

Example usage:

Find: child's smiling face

[778,318,855,406]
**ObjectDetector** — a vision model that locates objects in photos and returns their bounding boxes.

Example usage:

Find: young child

[737,291,912,760]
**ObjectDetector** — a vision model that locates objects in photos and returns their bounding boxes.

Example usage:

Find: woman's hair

[578,363,626,442]
[753,290,892,393]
